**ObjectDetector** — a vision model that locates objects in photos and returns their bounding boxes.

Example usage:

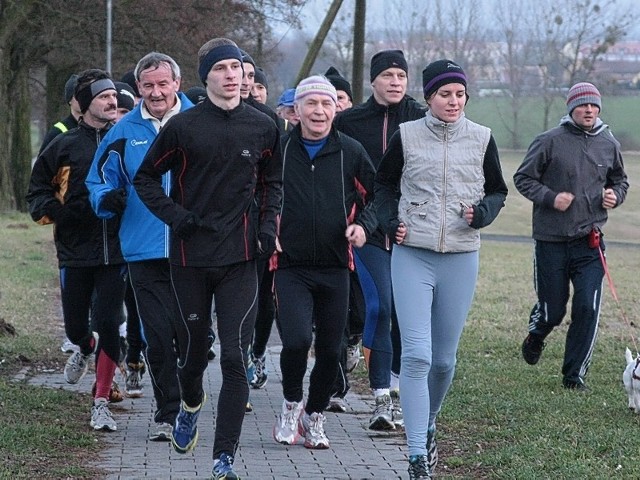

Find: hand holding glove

[100,189,127,216]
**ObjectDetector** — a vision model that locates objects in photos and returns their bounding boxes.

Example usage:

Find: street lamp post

[106,0,112,74]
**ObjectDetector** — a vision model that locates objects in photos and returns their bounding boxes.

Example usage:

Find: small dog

[623,347,640,413]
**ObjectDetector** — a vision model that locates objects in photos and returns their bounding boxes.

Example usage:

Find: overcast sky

[283,0,639,40]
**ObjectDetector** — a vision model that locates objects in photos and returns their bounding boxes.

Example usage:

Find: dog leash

[597,244,638,354]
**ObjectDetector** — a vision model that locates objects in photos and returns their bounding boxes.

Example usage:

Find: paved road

[28,333,411,479]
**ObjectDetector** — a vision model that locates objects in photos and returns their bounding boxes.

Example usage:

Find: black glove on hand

[100,188,127,215]
[258,233,276,257]
[46,201,77,228]
[45,201,64,222]
[173,212,201,240]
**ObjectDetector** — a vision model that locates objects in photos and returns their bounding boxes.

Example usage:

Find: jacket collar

[559,114,607,136]
[424,109,466,137]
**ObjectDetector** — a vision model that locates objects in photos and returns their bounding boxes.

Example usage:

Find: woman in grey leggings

[374,59,508,480]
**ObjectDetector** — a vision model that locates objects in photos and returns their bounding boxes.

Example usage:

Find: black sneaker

[521,333,545,365]
[562,378,589,392]
[426,426,438,472]
[408,454,432,479]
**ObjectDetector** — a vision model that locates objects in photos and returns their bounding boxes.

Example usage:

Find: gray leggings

[391,244,478,456]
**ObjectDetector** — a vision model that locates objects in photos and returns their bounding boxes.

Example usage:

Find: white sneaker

[326,396,347,413]
[149,422,172,441]
[299,412,330,449]
[369,393,395,430]
[90,399,117,431]
[64,351,91,384]
[273,400,303,445]
[64,332,98,384]
[60,337,79,354]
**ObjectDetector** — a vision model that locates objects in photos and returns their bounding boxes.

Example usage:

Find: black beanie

[422,59,467,99]
[254,67,268,91]
[64,74,79,104]
[114,81,135,112]
[324,66,352,101]
[185,86,207,105]
[120,70,140,98]
[370,50,408,82]
[240,50,256,68]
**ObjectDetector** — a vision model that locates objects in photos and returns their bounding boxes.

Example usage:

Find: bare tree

[381,0,431,96]
[295,0,344,84]
[430,0,484,70]
[381,0,485,98]
[493,0,537,149]
[0,0,305,212]
[531,0,637,130]
[320,4,355,77]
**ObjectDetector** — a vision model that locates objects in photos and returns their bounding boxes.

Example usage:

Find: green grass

[438,240,640,479]
[0,213,102,478]
[465,96,640,151]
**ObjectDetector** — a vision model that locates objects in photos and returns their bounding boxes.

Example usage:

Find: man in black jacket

[27,69,126,433]
[271,75,377,450]
[133,38,281,480]
[334,50,426,430]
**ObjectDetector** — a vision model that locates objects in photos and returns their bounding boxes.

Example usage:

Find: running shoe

[171,393,206,454]
[369,393,395,430]
[408,454,431,479]
[212,452,240,479]
[90,398,117,432]
[149,422,173,442]
[250,354,268,389]
[299,411,330,449]
[273,400,303,445]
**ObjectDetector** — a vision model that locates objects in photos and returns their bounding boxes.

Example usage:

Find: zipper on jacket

[102,219,109,264]
[383,108,391,250]
[438,124,448,252]
[311,159,317,263]
[95,128,111,265]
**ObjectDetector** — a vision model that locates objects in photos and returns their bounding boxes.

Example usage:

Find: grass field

[465,96,640,151]
[1,149,638,478]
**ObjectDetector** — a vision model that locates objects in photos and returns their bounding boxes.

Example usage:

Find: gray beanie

[566,82,602,114]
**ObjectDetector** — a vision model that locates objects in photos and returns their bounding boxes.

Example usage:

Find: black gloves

[173,212,201,240]
[100,189,127,216]
[258,233,276,257]
[46,201,77,228]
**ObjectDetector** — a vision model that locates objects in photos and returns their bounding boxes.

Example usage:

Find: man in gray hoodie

[514,82,628,391]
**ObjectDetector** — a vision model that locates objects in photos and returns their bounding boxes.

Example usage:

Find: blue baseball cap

[277,88,296,107]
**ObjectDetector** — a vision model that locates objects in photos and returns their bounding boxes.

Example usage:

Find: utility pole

[106,0,112,74]
[295,0,344,85]
[352,0,366,104]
